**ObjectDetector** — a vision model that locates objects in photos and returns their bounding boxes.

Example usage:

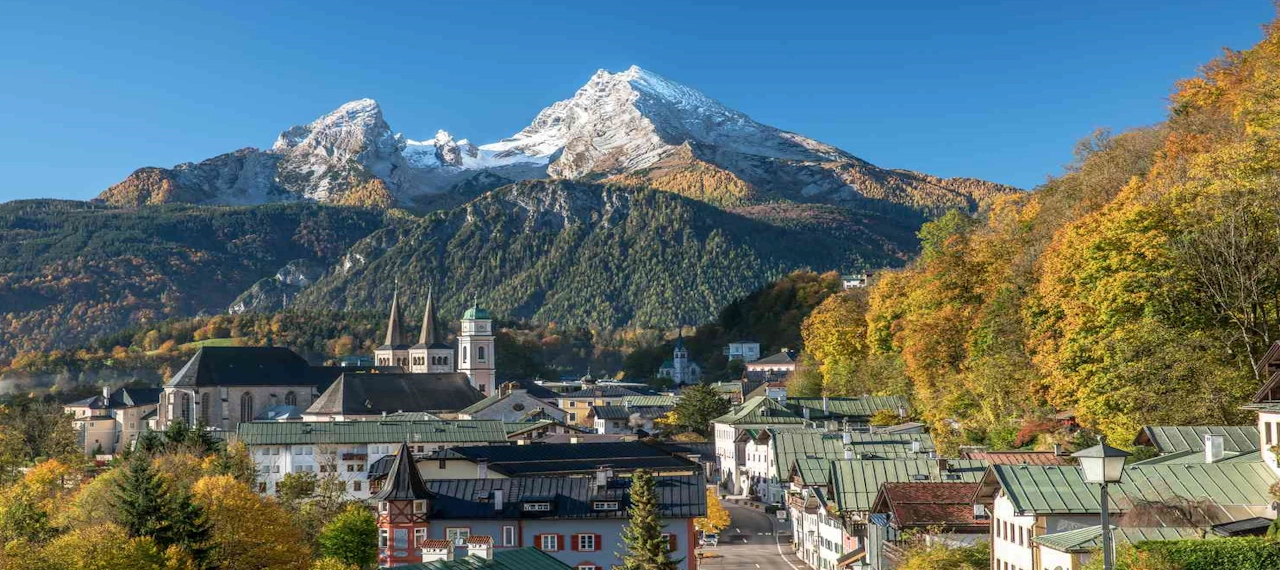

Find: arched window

[201,392,212,425]
[463,347,469,364]
[240,393,254,423]
[478,346,487,362]
[284,391,297,407]
[179,393,192,425]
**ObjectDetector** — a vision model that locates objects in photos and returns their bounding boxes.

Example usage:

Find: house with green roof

[741,429,937,504]
[402,546,572,570]
[973,462,1278,570]
[1245,342,1280,479]
[712,396,810,494]
[1033,526,1203,570]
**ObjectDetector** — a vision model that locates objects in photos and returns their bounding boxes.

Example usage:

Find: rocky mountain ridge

[97,66,1016,211]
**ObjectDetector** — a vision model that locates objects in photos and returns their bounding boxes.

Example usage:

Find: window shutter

[534,534,543,550]
[592,534,602,551]
[667,534,676,552]
[556,534,565,551]
[571,534,579,551]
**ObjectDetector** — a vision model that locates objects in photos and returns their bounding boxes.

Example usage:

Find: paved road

[696,504,805,570]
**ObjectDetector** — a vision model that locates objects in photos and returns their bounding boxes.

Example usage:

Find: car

[700,533,719,547]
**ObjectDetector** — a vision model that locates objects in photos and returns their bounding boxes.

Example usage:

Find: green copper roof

[772,430,937,481]
[1032,526,1204,553]
[403,547,571,570]
[831,459,987,513]
[791,458,833,486]
[1136,426,1259,454]
[785,396,909,420]
[235,420,512,445]
[625,395,679,407]
[711,396,806,426]
[990,462,1279,516]
[463,303,491,320]
[1131,450,1262,465]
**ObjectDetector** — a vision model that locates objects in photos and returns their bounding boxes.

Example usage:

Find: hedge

[1136,537,1280,570]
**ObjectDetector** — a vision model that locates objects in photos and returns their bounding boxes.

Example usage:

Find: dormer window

[592,501,620,511]
[522,501,552,512]
[413,500,427,513]
[379,501,389,513]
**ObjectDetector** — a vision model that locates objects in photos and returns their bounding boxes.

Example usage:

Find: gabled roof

[306,372,484,415]
[981,463,1279,517]
[832,459,987,513]
[870,482,985,529]
[403,548,572,570]
[791,458,833,486]
[772,431,937,481]
[1134,426,1260,454]
[373,441,432,501]
[753,350,797,365]
[785,396,908,421]
[711,396,805,426]
[459,385,563,415]
[626,395,678,407]
[67,387,162,409]
[424,474,706,519]
[166,347,313,387]
[423,441,698,477]
[235,420,512,445]
[591,405,634,421]
[959,451,1071,466]
[1033,526,1203,553]
[1131,450,1262,465]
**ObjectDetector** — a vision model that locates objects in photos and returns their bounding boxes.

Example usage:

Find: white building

[657,335,700,385]
[723,341,762,363]
[373,290,498,394]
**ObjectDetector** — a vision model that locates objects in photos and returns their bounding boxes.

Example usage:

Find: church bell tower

[457,301,496,394]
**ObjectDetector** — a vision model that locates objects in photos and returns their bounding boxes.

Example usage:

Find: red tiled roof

[873,482,985,528]
[420,539,454,549]
[465,536,494,545]
[961,451,1071,466]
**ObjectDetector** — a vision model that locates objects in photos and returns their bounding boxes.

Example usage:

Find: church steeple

[383,290,406,348]
[417,288,440,347]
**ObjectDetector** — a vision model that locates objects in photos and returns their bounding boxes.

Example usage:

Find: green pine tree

[672,383,730,436]
[619,469,681,570]
[113,455,211,563]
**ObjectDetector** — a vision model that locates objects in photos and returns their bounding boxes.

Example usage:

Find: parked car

[700,533,719,547]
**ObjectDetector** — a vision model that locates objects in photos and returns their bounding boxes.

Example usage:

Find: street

[696,503,806,570]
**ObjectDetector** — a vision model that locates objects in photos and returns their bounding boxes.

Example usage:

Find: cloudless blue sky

[0,0,1273,201]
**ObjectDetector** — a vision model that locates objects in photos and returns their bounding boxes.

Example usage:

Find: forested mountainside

[290,180,913,328]
[797,20,1280,451]
[0,200,387,359]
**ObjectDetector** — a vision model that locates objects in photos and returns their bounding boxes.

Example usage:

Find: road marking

[755,565,761,568]
[771,513,800,570]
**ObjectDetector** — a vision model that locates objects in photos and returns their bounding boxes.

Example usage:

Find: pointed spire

[384,289,405,347]
[418,287,439,346]
[373,442,431,501]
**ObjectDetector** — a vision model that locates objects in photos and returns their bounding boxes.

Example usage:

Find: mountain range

[2,66,1016,359]
[98,66,1013,213]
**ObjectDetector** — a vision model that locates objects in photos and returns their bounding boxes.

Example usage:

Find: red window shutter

[556,534,565,551]
[592,534,602,551]
[667,534,676,552]
[534,534,543,550]
[571,534,579,551]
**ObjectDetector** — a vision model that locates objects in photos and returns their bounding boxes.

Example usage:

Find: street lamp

[1072,436,1130,570]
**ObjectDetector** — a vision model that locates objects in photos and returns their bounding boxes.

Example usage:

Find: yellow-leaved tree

[695,488,731,535]
[191,475,311,570]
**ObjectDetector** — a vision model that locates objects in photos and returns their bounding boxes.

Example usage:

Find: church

[374,290,497,394]
[657,334,701,385]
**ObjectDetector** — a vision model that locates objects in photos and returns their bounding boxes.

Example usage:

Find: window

[179,392,192,425]
[661,533,676,552]
[414,528,428,546]
[379,529,389,548]
[271,465,280,473]
[352,481,362,492]
[347,464,364,472]
[540,534,559,551]
[447,528,470,544]
[257,482,267,493]
[592,501,619,511]
[577,565,597,570]
[523,502,552,512]
[285,391,297,407]
[478,346,487,362]
[239,393,254,422]
[414,500,427,513]
[463,347,469,363]
[577,534,597,551]
[379,502,389,513]
[502,526,516,547]
[568,413,577,423]
[201,392,212,425]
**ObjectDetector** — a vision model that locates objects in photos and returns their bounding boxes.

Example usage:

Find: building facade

[64,386,161,455]
[373,291,498,394]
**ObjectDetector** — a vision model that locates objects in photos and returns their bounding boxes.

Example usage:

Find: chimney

[420,540,454,562]
[1204,434,1225,463]
[102,385,112,400]
[843,448,854,460]
[466,537,494,560]
[911,440,923,454]
[778,393,787,406]
[595,466,609,490]
[841,432,852,445]
[937,458,949,473]
[1053,443,1064,456]
[822,397,829,414]
[570,435,581,444]
[897,406,906,418]
[493,489,504,511]
[802,407,810,421]
[478,460,488,479]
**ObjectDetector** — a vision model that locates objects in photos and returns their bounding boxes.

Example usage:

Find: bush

[1136,537,1280,570]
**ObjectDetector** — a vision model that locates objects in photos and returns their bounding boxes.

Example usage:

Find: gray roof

[425,441,699,477]
[374,442,433,501]
[307,372,484,415]
[559,385,653,399]
[166,347,357,389]
[1135,426,1260,454]
[785,396,909,421]
[425,474,706,519]
[753,350,797,365]
[67,387,161,409]
[771,430,937,480]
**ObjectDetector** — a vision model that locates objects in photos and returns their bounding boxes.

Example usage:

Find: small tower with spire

[672,331,690,385]
[457,299,496,394]
[408,288,454,373]
[375,290,411,368]
[374,442,433,568]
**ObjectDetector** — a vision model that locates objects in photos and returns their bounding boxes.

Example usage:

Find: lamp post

[1072,436,1130,570]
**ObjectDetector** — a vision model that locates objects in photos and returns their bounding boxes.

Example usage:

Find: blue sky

[0,1,1272,201]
